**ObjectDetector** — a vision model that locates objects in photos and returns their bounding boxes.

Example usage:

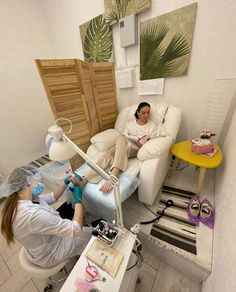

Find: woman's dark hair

[1,193,18,245]
[134,102,151,119]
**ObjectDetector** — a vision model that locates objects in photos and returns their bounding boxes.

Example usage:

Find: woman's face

[138,106,150,123]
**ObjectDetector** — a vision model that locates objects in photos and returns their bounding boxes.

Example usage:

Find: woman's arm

[73,202,84,228]
[53,183,67,201]
[29,206,85,238]
[133,140,143,149]
[53,175,83,201]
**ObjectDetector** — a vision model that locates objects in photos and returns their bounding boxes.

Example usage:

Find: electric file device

[91,220,119,247]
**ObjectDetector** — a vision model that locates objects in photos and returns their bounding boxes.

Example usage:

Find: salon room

[0,0,236,292]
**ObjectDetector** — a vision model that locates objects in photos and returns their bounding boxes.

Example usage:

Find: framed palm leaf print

[80,14,113,62]
[104,0,151,25]
[140,3,197,80]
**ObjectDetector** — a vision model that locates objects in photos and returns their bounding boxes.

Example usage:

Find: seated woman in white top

[80,102,159,193]
[0,166,91,268]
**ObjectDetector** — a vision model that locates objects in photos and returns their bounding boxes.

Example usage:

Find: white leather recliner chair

[76,102,182,221]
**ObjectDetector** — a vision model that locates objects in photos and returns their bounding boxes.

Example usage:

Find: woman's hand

[139,135,150,145]
[132,140,142,148]
[135,136,150,148]
[70,175,82,186]
[57,173,84,202]
[64,173,82,186]
[135,141,143,148]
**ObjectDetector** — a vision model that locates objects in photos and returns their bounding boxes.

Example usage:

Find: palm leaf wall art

[80,14,113,62]
[140,3,197,80]
[104,0,151,25]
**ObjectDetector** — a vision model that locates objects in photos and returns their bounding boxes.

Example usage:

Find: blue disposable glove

[64,176,71,185]
[64,173,82,185]
[67,173,83,204]
[69,186,83,204]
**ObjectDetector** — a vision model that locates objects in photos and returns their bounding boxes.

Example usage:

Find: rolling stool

[19,247,68,292]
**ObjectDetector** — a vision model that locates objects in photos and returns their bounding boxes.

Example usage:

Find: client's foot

[80,178,88,188]
[99,181,113,193]
[99,167,120,193]
[70,175,88,188]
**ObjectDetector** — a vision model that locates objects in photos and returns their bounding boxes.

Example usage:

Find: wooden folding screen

[90,63,118,130]
[78,60,101,136]
[36,59,118,169]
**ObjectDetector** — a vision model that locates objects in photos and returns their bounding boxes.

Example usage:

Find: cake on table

[191,138,213,154]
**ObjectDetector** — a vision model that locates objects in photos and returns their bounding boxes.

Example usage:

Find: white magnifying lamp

[48,118,123,227]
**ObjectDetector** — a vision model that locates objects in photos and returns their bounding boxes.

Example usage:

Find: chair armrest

[162,105,182,141]
[137,136,173,161]
[90,129,121,152]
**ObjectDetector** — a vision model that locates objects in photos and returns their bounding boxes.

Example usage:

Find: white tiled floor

[0,164,203,292]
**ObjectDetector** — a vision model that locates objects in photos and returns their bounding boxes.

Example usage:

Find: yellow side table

[168,140,222,195]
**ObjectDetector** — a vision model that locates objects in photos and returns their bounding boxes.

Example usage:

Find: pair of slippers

[187,196,214,228]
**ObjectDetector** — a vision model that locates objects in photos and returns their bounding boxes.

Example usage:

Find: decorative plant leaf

[140,22,190,79]
[106,0,130,24]
[84,15,112,62]
[117,0,129,18]
[106,11,120,24]
[140,22,169,71]
[105,0,150,24]
[126,0,150,16]
[162,33,190,62]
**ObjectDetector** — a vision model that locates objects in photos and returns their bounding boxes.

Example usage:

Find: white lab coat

[13,192,91,267]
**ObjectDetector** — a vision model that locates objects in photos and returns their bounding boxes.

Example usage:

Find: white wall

[0,1,235,287]
[202,101,236,291]
[41,0,105,59]
[1,0,236,177]
[42,0,236,142]
[0,0,56,176]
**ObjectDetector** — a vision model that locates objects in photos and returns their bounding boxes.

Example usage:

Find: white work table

[60,229,136,292]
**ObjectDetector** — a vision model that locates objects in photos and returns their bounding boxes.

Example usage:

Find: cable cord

[126,249,143,271]
[176,161,190,171]
[170,158,189,171]
[140,200,174,225]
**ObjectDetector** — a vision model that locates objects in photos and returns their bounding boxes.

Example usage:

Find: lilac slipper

[186,195,201,226]
[199,199,215,229]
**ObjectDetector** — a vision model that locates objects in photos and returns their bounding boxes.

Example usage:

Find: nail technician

[0,166,91,268]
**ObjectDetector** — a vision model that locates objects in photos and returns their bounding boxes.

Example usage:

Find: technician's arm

[73,202,84,228]
[53,175,82,201]
[53,183,67,201]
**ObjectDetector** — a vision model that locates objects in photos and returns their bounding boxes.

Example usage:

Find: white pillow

[90,129,121,152]
[137,136,173,161]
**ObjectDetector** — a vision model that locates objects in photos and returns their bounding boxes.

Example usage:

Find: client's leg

[99,135,129,193]
[81,151,114,185]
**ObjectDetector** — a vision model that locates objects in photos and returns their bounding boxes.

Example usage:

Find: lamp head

[48,125,64,142]
[48,125,76,161]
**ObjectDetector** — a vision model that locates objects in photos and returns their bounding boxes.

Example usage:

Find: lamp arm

[114,183,123,227]
[63,134,124,227]
[63,134,110,181]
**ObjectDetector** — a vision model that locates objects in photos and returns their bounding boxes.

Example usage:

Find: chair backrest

[19,247,67,279]
[115,102,169,134]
